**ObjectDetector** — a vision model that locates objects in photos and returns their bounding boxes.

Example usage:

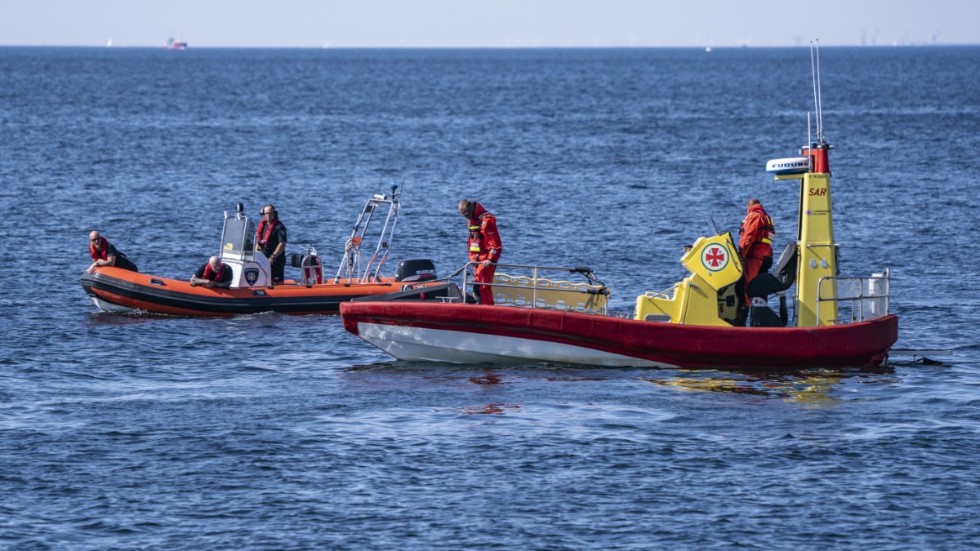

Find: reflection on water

[343,359,903,407]
[460,403,522,415]
[649,366,900,404]
[3,46,979,549]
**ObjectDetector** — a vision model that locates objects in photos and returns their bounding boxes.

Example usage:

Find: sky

[1,0,978,48]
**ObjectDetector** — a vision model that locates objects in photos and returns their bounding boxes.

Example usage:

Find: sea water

[1,46,979,548]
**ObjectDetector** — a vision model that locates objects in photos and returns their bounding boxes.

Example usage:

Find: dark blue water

[2,46,979,548]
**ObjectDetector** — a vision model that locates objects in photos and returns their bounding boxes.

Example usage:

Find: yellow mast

[775,41,838,327]
[776,143,837,327]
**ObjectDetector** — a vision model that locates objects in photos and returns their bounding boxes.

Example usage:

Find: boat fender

[301,254,323,287]
[289,253,305,268]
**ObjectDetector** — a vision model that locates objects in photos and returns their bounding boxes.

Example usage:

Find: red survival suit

[738,202,775,296]
[466,202,502,305]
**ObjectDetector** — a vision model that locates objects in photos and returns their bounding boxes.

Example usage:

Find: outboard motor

[395,259,437,282]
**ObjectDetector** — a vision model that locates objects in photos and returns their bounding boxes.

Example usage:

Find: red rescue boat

[341,301,897,369]
[341,46,899,369]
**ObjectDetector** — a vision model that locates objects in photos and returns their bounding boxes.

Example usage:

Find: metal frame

[335,185,400,284]
[455,262,610,314]
[816,268,891,324]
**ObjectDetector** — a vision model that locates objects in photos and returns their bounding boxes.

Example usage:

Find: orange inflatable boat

[81,187,442,316]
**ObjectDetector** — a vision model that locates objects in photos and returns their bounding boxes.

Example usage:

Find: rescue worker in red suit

[459,199,502,305]
[255,205,288,284]
[87,230,138,273]
[738,198,776,302]
[190,255,233,288]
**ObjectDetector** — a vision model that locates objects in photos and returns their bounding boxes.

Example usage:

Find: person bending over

[190,255,233,288]
[458,199,502,305]
[87,230,138,273]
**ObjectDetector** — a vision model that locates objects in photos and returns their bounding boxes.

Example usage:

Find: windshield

[220,216,255,259]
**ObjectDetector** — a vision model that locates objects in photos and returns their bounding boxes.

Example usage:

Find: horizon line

[3,42,978,49]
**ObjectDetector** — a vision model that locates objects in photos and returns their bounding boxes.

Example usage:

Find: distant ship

[165,38,188,50]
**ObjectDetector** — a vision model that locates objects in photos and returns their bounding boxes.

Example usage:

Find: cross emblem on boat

[704,246,726,268]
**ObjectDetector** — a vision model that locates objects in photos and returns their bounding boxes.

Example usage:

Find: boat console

[634,232,744,326]
[214,184,419,289]
[217,204,273,288]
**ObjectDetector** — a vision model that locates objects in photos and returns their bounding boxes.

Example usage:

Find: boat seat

[749,298,785,327]
[747,242,797,298]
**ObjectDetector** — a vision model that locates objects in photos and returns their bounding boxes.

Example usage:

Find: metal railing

[335,185,400,284]
[816,268,891,324]
[640,282,682,301]
[453,262,610,314]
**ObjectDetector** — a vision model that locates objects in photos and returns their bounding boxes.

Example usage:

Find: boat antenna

[807,112,812,151]
[706,216,720,236]
[810,39,824,144]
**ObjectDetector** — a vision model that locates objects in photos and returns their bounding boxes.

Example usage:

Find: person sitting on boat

[738,198,776,299]
[255,205,287,284]
[458,199,502,305]
[86,231,138,273]
[190,255,233,288]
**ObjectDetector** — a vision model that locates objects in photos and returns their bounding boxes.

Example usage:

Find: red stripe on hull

[341,302,898,369]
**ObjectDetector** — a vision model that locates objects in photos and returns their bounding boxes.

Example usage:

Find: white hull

[91,297,136,314]
[356,322,674,367]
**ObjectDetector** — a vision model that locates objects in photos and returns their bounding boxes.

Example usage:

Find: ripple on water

[2,46,980,549]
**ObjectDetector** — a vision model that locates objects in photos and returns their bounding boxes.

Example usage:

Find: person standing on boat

[255,205,287,284]
[458,199,502,305]
[738,198,775,295]
[190,255,233,288]
[86,231,138,273]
